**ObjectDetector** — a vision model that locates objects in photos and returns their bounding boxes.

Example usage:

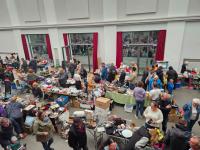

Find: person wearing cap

[68,117,88,150]
[183,98,200,131]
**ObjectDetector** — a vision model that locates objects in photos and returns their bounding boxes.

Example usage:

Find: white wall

[164,22,186,71]
[0,30,17,53]
[54,0,103,24]
[181,22,200,66]
[0,0,200,70]
[14,0,47,25]
[188,0,200,15]
[0,0,11,26]
[117,0,170,19]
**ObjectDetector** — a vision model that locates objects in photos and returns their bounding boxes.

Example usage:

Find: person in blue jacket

[167,79,174,94]
[100,63,108,80]
[183,98,200,131]
[148,75,162,91]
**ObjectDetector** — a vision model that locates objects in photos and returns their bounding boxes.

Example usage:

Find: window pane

[69,33,93,71]
[122,31,159,74]
[26,34,48,60]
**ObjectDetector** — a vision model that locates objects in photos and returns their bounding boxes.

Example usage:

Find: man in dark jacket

[68,117,88,150]
[158,93,172,132]
[68,60,76,78]
[124,126,150,150]
[166,66,178,86]
[156,66,164,84]
[107,63,117,83]
[164,120,191,150]
[21,58,28,73]
[57,68,68,87]
[0,118,23,150]
[29,58,37,73]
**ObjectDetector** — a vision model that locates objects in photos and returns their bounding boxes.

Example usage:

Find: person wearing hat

[68,117,88,150]
[183,98,200,131]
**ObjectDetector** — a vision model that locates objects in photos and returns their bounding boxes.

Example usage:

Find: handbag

[36,132,49,142]
[118,87,127,94]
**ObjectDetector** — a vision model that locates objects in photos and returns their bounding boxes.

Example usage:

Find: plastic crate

[175,82,182,88]
[124,104,133,113]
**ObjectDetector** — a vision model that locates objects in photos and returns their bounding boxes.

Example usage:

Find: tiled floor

[20,87,200,150]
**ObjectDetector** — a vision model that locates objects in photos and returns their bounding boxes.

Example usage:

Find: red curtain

[116,32,123,68]
[93,32,98,72]
[45,34,53,60]
[21,34,30,60]
[155,30,167,61]
[63,33,70,63]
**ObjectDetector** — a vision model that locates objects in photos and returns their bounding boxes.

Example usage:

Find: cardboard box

[95,97,110,109]
[72,100,80,108]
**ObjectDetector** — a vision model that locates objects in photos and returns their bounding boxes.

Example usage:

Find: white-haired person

[189,136,200,150]
[183,98,200,131]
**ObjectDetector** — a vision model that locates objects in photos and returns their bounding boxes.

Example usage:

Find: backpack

[0,105,7,117]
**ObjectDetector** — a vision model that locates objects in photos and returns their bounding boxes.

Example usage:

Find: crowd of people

[0,53,199,150]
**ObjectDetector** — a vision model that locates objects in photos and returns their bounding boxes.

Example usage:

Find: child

[167,79,174,94]
[7,136,26,150]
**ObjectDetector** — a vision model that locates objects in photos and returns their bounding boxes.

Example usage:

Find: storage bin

[124,104,133,113]
[175,82,181,88]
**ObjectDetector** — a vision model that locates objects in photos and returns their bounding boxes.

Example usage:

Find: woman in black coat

[68,118,88,150]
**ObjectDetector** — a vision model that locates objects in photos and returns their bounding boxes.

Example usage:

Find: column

[102,0,117,64]
[168,0,190,17]
[6,0,24,58]
[164,22,186,71]
[43,0,62,65]
[43,0,57,24]
[164,0,190,71]
[48,28,63,66]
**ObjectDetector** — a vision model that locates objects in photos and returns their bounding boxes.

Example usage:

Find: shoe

[135,114,138,119]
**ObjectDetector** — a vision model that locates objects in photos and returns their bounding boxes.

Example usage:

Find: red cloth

[45,34,53,60]
[63,33,70,63]
[21,34,30,60]
[116,32,123,68]
[155,30,166,61]
[93,32,98,72]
